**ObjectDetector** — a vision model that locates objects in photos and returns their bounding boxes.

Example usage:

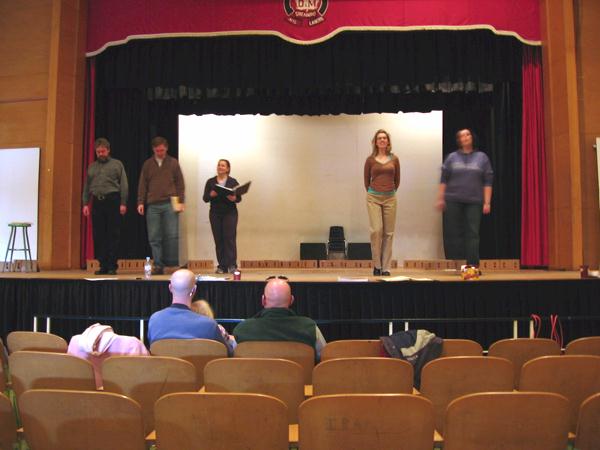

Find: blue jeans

[146,202,179,268]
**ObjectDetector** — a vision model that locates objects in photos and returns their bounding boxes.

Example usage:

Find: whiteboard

[179,113,444,265]
[0,147,40,260]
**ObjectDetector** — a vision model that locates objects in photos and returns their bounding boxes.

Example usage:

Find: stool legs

[22,226,33,271]
[3,226,16,272]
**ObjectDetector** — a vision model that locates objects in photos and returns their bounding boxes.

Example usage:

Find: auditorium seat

[204,357,304,424]
[519,355,600,432]
[419,356,514,434]
[320,339,382,360]
[102,355,198,435]
[234,341,314,384]
[6,331,67,354]
[299,394,434,450]
[575,393,600,450]
[150,338,228,387]
[488,337,561,387]
[0,364,5,394]
[19,389,145,450]
[440,338,483,357]
[9,350,96,400]
[443,392,570,450]
[312,357,413,396]
[566,336,600,356]
[0,338,8,370]
[155,392,288,450]
[0,393,16,450]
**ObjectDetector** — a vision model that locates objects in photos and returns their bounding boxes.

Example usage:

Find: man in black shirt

[82,138,128,275]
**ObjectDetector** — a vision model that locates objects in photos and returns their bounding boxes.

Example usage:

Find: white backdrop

[0,147,40,260]
[179,112,444,265]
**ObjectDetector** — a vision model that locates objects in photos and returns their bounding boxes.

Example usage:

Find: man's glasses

[265,275,289,281]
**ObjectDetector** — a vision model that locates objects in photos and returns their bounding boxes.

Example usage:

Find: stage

[0,268,598,349]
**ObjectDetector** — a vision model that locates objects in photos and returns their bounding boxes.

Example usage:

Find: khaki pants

[366,193,397,271]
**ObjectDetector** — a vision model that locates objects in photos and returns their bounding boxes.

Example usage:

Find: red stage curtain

[86,0,541,56]
[521,47,548,267]
[80,59,96,267]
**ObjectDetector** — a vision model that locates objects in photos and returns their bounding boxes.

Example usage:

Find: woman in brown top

[364,129,401,276]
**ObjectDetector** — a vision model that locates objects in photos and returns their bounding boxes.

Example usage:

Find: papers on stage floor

[196,275,230,281]
[84,277,119,281]
[378,275,434,282]
[337,276,370,282]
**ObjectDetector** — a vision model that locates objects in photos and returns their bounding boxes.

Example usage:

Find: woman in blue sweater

[436,129,493,267]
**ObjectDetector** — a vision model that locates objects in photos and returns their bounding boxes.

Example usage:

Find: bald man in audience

[233,278,326,360]
[148,269,231,353]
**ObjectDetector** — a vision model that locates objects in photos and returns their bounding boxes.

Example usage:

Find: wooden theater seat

[234,341,315,384]
[443,392,570,450]
[150,338,228,387]
[7,331,67,354]
[299,394,435,450]
[155,392,288,450]
[320,339,383,360]
[488,338,561,387]
[102,355,198,435]
[519,355,600,432]
[9,351,96,400]
[420,356,514,434]
[19,389,145,450]
[312,357,413,396]
[204,357,304,424]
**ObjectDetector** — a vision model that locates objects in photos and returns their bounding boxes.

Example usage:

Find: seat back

[102,355,198,435]
[19,389,145,450]
[299,394,434,450]
[150,338,228,387]
[320,340,382,361]
[9,351,96,400]
[0,364,5,394]
[313,357,413,396]
[575,393,600,450]
[488,338,561,387]
[0,338,8,370]
[420,356,514,433]
[204,357,304,424]
[519,355,600,432]
[444,392,570,450]
[155,392,288,450]
[234,341,314,384]
[566,336,600,356]
[7,331,67,353]
[440,339,483,357]
[0,393,16,450]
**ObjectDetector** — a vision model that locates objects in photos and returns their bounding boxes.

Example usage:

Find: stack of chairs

[327,225,346,258]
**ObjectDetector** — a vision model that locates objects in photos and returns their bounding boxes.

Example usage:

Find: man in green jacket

[233,278,326,360]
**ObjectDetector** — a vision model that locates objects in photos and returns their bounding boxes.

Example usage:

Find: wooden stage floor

[0,267,585,283]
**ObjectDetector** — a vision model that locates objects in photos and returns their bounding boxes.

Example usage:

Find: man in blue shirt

[148,269,231,353]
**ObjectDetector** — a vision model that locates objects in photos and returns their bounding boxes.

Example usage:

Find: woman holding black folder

[203,159,241,274]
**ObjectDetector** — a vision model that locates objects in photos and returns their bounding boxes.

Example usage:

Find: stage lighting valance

[86,0,541,56]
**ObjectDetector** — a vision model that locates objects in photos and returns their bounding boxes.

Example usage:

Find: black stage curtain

[94,30,524,260]
[1,279,599,349]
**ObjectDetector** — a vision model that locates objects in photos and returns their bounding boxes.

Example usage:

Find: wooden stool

[3,222,33,272]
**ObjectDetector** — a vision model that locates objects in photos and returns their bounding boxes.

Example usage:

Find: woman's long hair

[370,129,392,157]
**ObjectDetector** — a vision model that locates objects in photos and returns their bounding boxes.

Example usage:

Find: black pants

[443,201,482,266]
[92,193,121,271]
[210,208,238,270]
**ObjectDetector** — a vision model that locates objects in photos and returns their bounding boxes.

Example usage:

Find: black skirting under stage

[0,278,599,349]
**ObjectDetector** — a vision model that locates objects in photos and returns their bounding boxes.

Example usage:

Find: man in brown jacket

[137,136,185,274]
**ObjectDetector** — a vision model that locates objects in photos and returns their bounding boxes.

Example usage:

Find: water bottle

[144,257,152,279]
